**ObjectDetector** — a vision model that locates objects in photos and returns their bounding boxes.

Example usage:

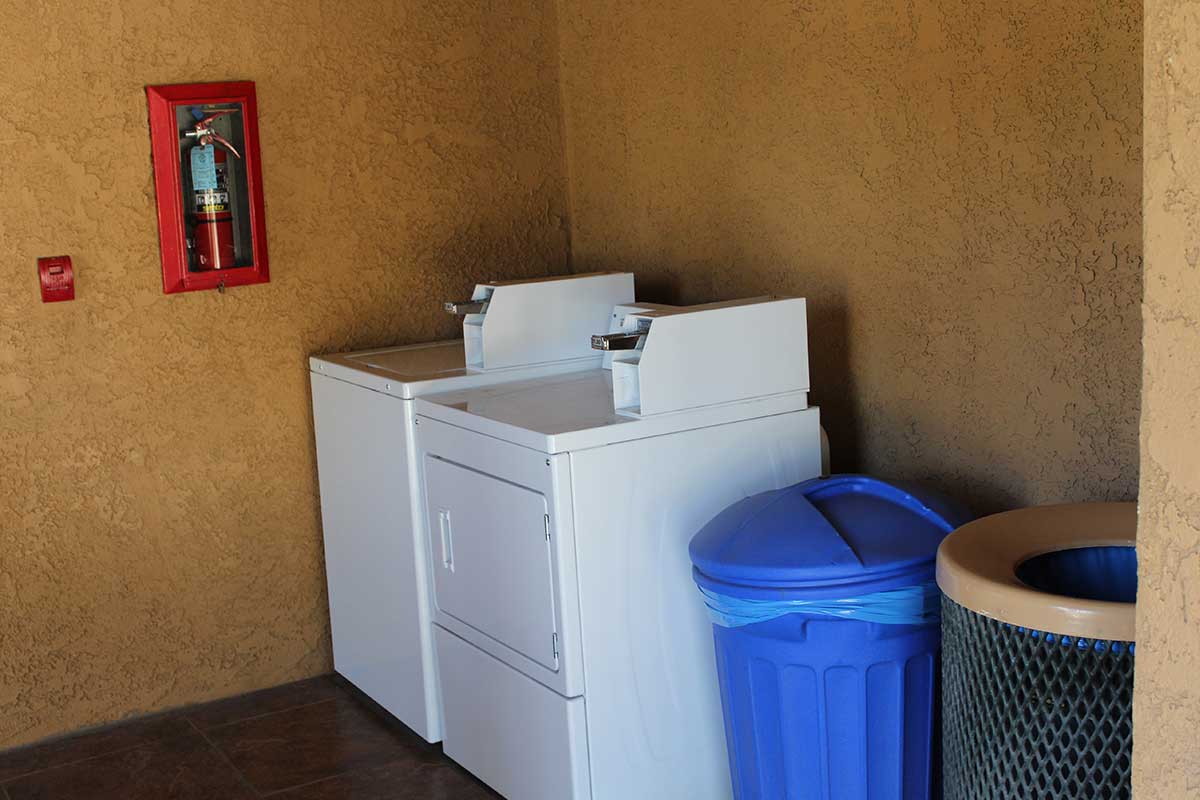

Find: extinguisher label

[190,145,218,191]
[196,191,230,213]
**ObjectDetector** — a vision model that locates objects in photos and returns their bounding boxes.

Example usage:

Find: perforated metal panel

[942,597,1134,799]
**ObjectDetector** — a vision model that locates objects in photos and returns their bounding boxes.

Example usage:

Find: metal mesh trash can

[936,503,1136,800]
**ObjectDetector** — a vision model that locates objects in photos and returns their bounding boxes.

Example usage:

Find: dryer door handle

[438,509,454,572]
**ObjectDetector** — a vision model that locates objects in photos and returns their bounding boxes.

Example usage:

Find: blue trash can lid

[689,475,971,599]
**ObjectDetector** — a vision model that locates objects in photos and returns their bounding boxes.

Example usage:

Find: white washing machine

[308,272,634,742]
[414,297,823,799]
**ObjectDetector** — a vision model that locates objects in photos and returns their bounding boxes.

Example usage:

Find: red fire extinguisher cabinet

[146,81,270,294]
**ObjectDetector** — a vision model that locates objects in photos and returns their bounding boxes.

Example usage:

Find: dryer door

[425,456,559,670]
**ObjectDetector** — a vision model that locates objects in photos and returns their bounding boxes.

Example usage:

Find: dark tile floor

[0,676,500,799]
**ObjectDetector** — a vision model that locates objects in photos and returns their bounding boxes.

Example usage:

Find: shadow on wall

[610,263,1017,517]
[305,224,568,360]
[862,392,1029,515]
[557,0,1141,519]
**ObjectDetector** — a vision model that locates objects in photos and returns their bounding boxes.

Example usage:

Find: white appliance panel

[568,407,822,800]
[416,417,586,698]
[415,369,809,454]
[310,373,440,741]
[311,341,602,400]
[425,456,558,670]
[467,272,634,370]
[610,297,810,415]
[437,627,591,800]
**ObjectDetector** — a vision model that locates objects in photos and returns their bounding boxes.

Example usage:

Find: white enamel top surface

[309,341,603,399]
[415,369,810,453]
[425,370,619,433]
[351,341,469,380]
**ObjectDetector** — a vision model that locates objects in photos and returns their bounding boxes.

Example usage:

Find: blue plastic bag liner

[698,579,941,628]
[1008,624,1135,654]
[689,475,972,601]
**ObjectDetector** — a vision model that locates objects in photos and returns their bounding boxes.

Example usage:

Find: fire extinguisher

[185,109,242,271]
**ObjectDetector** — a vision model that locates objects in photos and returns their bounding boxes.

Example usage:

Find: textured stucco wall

[0,0,568,747]
[1135,2,1200,795]
[557,0,1142,512]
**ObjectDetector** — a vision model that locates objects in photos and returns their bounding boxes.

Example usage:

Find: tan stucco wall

[557,1,1142,512]
[0,0,568,747]
[1135,2,1200,795]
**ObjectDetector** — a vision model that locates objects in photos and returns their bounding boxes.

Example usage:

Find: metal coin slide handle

[591,331,643,350]
[444,300,489,315]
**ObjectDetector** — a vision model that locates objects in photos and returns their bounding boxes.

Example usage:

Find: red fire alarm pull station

[37,256,75,302]
[146,81,269,295]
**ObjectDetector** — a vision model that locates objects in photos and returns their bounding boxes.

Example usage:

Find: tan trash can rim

[935,502,1136,642]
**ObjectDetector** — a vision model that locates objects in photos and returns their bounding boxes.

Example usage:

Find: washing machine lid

[310,341,602,400]
[414,369,810,453]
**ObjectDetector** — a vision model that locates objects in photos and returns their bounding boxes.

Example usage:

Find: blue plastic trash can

[689,475,971,800]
